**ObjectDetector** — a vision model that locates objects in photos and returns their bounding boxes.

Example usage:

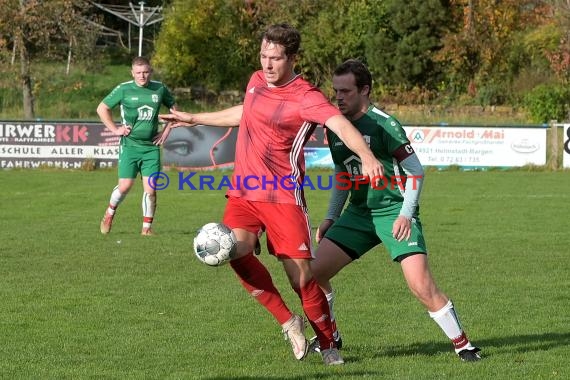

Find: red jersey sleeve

[300,88,341,125]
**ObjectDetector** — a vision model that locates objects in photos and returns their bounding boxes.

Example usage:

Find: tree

[0,1,34,118]
[365,0,452,99]
[437,0,550,105]
[296,0,386,89]
[154,0,387,94]
[519,1,570,121]
[545,0,570,83]
[154,0,330,92]
[153,0,259,92]
[0,0,98,119]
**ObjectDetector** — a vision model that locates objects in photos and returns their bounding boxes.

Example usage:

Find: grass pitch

[0,168,569,379]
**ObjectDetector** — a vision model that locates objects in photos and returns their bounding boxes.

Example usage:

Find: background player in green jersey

[98,56,176,236]
[310,59,481,361]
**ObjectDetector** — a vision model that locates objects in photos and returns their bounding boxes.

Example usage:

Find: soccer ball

[193,222,237,266]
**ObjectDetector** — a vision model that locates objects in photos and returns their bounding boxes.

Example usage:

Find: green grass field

[1,168,569,379]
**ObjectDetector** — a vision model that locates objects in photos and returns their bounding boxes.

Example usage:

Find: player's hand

[315,219,334,243]
[392,215,412,242]
[115,125,131,136]
[159,109,197,128]
[153,123,172,145]
[361,155,384,187]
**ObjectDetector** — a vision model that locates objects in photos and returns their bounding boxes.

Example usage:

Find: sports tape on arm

[325,164,350,221]
[399,153,424,219]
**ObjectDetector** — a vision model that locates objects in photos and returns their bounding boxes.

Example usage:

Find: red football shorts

[223,196,313,259]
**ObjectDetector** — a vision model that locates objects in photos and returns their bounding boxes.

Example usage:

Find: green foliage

[0,62,129,120]
[0,0,103,119]
[436,0,549,104]
[2,0,569,121]
[522,23,560,69]
[0,63,20,115]
[296,0,385,88]
[153,0,391,93]
[0,0,99,61]
[475,81,509,107]
[0,60,531,123]
[153,0,259,91]
[523,83,570,123]
[366,0,451,93]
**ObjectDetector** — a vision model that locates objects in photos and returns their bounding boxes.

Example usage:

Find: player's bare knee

[411,284,445,309]
[117,185,132,194]
[310,259,324,280]
[118,180,136,193]
[143,191,156,199]
[235,241,255,257]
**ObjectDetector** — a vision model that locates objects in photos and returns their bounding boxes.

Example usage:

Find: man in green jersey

[98,56,176,236]
[310,60,481,362]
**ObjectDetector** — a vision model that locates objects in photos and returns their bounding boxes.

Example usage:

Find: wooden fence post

[549,120,559,170]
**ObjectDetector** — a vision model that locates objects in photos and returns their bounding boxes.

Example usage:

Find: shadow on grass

[201,371,383,380]
[193,332,570,380]
[360,331,570,361]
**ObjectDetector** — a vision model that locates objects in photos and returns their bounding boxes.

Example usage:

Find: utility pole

[137,1,145,57]
[90,1,163,56]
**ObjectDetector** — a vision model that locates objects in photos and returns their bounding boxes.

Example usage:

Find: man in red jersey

[159,23,383,365]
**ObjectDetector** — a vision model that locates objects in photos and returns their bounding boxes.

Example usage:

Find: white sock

[142,192,156,228]
[325,290,340,339]
[325,291,336,322]
[107,186,126,214]
[429,300,474,353]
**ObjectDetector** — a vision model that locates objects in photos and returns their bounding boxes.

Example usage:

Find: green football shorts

[324,203,427,261]
[118,144,160,179]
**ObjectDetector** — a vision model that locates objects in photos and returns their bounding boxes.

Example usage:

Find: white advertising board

[404,126,546,167]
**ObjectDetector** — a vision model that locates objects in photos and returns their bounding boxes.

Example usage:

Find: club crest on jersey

[342,155,363,179]
[152,94,159,103]
[137,105,154,121]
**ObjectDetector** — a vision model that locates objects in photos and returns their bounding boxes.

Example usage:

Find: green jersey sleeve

[102,84,125,109]
[162,86,175,109]
[380,116,410,154]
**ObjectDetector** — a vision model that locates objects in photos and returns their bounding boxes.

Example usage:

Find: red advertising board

[0,122,120,169]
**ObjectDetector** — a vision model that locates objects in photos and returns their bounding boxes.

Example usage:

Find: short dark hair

[132,56,151,67]
[262,23,301,58]
[333,59,372,96]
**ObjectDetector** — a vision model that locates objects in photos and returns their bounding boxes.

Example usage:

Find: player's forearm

[97,103,120,132]
[194,105,243,127]
[325,115,376,163]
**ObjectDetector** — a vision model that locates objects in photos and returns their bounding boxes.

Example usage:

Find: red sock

[294,278,335,350]
[452,332,469,350]
[230,253,292,325]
